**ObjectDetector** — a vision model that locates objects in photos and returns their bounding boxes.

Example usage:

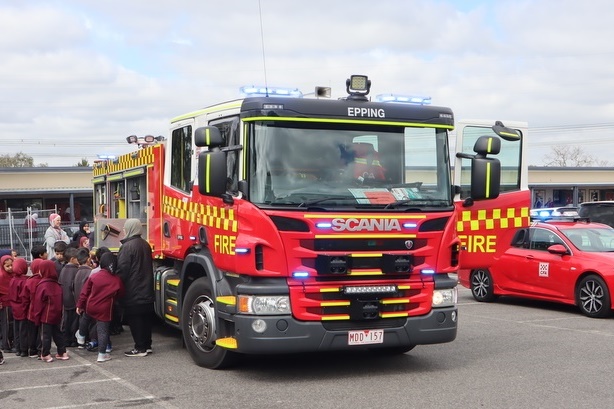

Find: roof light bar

[240,86,303,98]
[375,94,432,105]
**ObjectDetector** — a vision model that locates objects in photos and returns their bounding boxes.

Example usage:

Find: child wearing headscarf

[8,258,28,357]
[24,259,43,358]
[76,252,124,363]
[0,254,15,353]
[31,260,68,362]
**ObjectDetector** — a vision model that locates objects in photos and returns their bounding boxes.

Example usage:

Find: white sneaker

[97,353,112,363]
[75,330,85,345]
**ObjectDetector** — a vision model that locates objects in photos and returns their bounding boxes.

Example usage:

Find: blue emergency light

[240,86,303,98]
[375,94,432,105]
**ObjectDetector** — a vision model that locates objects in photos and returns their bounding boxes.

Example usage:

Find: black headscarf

[99,252,117,274]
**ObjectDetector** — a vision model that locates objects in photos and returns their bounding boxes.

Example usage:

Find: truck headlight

[432,288,457,308]
[237,295,291,315]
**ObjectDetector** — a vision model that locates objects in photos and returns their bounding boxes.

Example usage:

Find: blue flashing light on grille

[403,222,418,228]
[375,94,432,105]
[421,269,435,275]
[316,222,332,229]
[292,271,310,278]
[235,248,250,254]
[240,86,303,98]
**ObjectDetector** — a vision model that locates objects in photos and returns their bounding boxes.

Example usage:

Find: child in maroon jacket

[8,258,28,357]
[31,260,68,362]
[76,253,124,363]
[24,259,43,358]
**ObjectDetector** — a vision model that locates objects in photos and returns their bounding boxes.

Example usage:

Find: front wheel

[181,277,237,369]
[576,275,612,318]
[470,269,497,302]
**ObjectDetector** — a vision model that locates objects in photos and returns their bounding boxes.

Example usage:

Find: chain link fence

[0,207,81,260]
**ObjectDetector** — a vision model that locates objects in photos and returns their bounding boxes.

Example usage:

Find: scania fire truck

[92,75,528,368]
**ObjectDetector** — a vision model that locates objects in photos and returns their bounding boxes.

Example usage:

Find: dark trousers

[26,320,41,355]
[0,306,13,350]
[62,308,79,346]
[15,319,28,354]
[41,323,66,356]
[96,321,111,354]
[78,313,99,342]
[124,303,153,351]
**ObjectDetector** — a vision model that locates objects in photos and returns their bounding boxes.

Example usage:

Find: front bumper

[229,306,457,354]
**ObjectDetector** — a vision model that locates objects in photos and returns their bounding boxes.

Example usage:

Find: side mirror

[198,151,228,196]
[457,135,502,201]
[195,126,224,148]
[547,244,569,255]
[470,157,501,200]
[492,121,521,142]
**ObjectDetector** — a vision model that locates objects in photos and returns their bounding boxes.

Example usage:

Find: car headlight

[237,295,291,315]
[432,288,457,308]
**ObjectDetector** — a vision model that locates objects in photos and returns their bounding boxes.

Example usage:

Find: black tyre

[576,275,612,318]
[181,277,237,369]
[470,269,496,302]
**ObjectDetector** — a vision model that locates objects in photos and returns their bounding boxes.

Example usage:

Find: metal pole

[8,208,14,251]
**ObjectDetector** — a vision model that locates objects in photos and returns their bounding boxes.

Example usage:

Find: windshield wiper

[298,196,354,207]
[384,199,448,209]
[384,199,418,209]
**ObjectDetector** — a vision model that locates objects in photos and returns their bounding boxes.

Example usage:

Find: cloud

[2,0,614,167]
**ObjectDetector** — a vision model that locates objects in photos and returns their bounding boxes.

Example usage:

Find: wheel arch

[178,249,232,312]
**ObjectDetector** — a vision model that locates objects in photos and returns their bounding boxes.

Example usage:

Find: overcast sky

[2,0,614,167]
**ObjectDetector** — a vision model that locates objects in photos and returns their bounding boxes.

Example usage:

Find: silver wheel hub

[188,296,217,351]
[472,270,489,298]
[580,280,604,314]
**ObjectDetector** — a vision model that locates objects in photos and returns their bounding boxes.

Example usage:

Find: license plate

[348,329,384,345]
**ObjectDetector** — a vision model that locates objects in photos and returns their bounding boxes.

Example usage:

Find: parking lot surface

[2,286,614,408]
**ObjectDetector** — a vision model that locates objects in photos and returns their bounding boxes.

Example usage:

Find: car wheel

[470,269,496,302]
[576,275,612,318]
[181,277,238,368]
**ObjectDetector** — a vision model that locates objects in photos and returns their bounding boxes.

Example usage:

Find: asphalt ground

[2,285,614,409]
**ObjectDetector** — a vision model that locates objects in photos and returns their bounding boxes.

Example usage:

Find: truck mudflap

[227,306,457,354]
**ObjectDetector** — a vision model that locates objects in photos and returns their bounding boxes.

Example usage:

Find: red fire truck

[92,75,528,368]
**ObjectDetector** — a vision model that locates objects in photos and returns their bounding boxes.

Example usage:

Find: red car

[459,220,614,318]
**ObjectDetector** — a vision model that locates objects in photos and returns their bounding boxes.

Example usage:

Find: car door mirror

[547,244,569,255]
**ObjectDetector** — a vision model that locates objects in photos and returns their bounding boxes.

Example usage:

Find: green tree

[0,152,34,167]
[75,158,90,167]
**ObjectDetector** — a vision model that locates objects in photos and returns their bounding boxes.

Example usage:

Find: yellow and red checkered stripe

[93,146,157,176]
[457,207,530,232]
[163,196,238,233]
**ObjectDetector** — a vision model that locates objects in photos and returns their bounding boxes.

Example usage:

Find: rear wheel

[577,275,612,318]
[181,277,237,369]
[470,269,496,302]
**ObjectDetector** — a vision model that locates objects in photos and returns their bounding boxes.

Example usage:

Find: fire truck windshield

[248,121,452,209]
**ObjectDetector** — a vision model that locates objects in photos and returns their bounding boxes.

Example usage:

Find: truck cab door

[454,120,530,271]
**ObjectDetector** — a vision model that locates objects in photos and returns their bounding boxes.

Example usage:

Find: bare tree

[543,146,609,167]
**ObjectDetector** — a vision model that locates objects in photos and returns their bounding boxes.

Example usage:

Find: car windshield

[561,227,614,252]
[247,121,452,209]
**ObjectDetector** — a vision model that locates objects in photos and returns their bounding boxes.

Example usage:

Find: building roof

[0,167,93,196]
